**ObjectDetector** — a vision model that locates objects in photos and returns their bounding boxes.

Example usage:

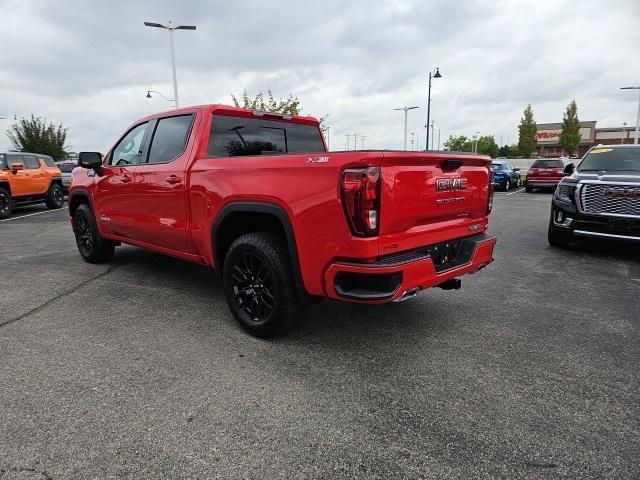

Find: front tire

[45,183,64,209]
[0,187,12,219]
[73,204,115,263]
[223,232,302,338]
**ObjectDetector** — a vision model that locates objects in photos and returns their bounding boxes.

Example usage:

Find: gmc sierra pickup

[549,144,640,247]
[69,105,496,337]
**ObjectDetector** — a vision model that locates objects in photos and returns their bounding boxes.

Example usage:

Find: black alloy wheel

[0,188,12,219]
[230,253,276,323]
[223,232,301,337]
[75,212,93,257]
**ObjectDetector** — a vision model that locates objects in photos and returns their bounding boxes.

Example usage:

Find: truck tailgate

[378,151,492,255]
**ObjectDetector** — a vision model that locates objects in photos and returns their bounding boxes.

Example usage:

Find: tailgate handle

[441,159,463,170]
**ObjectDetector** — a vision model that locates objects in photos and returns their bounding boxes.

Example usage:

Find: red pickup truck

[69,105,496,337]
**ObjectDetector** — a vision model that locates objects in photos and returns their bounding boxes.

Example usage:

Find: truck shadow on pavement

[106,246,447,344]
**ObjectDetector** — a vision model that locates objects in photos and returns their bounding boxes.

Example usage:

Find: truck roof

[140,104,321,126]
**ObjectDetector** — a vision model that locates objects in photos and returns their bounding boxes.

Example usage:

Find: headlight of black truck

[554,183,576,203]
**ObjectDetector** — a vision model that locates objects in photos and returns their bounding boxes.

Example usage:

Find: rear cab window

[207,115,325,157]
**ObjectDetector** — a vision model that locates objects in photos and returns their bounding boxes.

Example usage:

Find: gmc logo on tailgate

[436,178,468,191]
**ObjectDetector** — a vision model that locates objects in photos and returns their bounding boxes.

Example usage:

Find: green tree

[507,144,521,158]
[443,135,472,152]
[559,100,581,156]
[475,135,500,158]
[518,104,537,158]
[498,145,510,157]
[6,115,70,161]
[231,90,326,125]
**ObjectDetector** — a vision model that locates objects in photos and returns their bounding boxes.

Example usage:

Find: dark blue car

[491,160,521,191]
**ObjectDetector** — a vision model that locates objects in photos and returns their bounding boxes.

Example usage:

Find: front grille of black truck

[580,183,640,217]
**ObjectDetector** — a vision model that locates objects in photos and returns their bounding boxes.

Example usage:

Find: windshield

[491,163,506,171]
[578,147,640,172]
[57,162,77,173]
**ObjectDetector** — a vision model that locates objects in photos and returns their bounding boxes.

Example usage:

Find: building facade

[536,121,636,158]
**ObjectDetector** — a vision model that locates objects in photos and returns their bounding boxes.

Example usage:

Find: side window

[208,115,258,157]
[147,114,194,164]
[42,156,56,167]
[7,155,24,169]
[110,122,148,166]
[23,155,39,169]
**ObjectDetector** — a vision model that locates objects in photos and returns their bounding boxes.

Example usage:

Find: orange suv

[0,152,65,219]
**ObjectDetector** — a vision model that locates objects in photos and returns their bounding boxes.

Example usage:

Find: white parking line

[506,188,525,196]
[0,209,64,222]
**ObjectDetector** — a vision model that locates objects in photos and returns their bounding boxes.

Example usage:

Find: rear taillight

[341,167,381,237]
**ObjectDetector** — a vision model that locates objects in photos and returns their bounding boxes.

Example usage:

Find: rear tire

[73,204,115,263]
[0,187,12,219]
[525,185,533,193]
[45,183,64,209]
[223,232,302,338]
[548,221,572,248]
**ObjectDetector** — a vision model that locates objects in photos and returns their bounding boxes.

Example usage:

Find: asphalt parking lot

[1,191,639,479]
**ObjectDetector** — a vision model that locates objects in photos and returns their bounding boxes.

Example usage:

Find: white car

[55,160,77,191]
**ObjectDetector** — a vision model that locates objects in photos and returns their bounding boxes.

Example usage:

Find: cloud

[1,0,639,152]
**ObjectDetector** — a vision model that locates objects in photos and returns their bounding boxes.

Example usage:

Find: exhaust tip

[394,287,420,302]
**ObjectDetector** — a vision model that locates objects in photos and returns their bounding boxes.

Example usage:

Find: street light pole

[394,106,419,150]
[144,21,196,108]
[621,86,640,144]
[425,67,442,150]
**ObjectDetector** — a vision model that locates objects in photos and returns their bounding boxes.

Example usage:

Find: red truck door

[94,122,150,239]
[132,113,196,253]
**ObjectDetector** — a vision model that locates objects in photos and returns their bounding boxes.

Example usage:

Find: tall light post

[425,67,442,150]
[144,21,196,108]
[394,106,420,150]
[621,86,640,144]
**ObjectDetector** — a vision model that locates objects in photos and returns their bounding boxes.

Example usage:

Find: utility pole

[352,133,358,150]
[430,120,435,150]
[144,21,196,108]
[344,134,351,151]
[621,86,640,144]
[394,106,420,150]
[437,128,441,150]
[410,132,415,150]
[360,135,366,150]
[621,122,626,144]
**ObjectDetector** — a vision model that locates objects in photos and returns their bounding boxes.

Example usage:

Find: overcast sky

[1,0,639,153]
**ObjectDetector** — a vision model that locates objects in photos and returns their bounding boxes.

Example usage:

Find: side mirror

[78,152,103,173]
[564,163,574,176]
[10,163,24,173]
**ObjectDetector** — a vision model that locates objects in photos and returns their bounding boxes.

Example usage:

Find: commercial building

[536,121,637,158]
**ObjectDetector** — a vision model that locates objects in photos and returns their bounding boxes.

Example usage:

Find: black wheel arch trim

[212,201,310,301]
[68,189,95,217]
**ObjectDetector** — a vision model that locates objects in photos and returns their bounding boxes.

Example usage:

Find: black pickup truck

[549,144,640,247]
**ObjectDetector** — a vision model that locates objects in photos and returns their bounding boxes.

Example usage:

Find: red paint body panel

[70,104,495,302]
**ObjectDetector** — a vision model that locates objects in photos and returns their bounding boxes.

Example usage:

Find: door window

[23,155,39,169]
[111,122,148,166]
[147,114,194,164]
[7,155,24,168]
